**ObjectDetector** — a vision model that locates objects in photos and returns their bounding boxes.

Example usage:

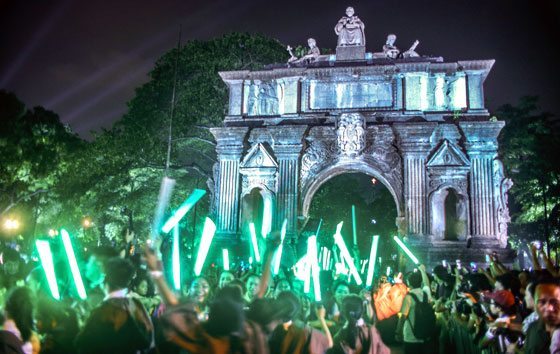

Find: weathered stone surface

[336,45,366,61]
[212,56,511,267]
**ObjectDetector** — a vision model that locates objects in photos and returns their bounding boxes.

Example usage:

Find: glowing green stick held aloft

[60,229,87,299]
[272,219,287,275]
[152,177,176,242]
[351,205,357,246]
[249,223,261,263]
[162,189,206,233]
[393,236,420,265]
[222,249,230,271]
[172,225,181,290]
[261,196,273,238]
[333,222,362,285]
[366,235,380,287]
[194,218,217,276]
[36,240,60,300]
[308,235,322,301]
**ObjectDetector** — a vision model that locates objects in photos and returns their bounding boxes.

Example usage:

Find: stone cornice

[218,59,496,81]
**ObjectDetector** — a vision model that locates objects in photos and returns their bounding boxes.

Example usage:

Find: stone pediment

[427,140,470,168]
[240,143,278,169]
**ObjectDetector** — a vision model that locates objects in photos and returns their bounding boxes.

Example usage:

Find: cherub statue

[382,34,400,59]
[287,38,320,65]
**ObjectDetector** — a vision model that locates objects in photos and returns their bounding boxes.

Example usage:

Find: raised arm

[144,246,179,306]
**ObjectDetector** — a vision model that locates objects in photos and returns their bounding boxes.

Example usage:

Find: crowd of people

[1,233,560,354]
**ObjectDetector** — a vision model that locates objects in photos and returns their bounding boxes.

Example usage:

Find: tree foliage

[497,96,560,244]
[0,90,82,241]
[53,33,287,244]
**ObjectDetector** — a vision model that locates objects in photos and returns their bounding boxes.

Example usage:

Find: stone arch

[429,185,469,241]
[301,160,403,222]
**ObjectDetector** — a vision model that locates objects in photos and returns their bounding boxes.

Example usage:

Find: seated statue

[287,38,320,65]
[334,7,365,47]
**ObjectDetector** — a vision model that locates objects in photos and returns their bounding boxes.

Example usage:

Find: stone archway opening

[431,187,468,241]
[240,188,273,239]
[306,172,398,258]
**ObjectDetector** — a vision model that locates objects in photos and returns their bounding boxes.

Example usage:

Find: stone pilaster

[394,123,437,236]
[459,121,504,237]
[210,127,249,238]
[269,126,308,239]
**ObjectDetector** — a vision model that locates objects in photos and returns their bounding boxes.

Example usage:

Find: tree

[497,96,560,251]
[0,90,82,242]
[56,33,287,244]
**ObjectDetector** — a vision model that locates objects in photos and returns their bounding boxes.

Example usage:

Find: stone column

[269,126,308,239]
[394,123,437,236]
[210,127,249,238]
[460,121,504,237]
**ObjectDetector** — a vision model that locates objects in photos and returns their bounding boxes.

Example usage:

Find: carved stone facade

[211,56,512,265]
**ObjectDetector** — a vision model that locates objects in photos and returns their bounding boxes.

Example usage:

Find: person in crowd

[183,276,212,320]
[0,287,40,354]
[75,257,153,354]
[35,298,79,354]
[479,289,519,353]
[328,294,389,354]
[395,271,434,354]
[219,270,236,289]
[269,290,332,354]
[523,281,540,334]
[525,278,560,354]
[131,272,160,315]
[244,273,261,305]
[326,280,351,325]
[273,278,292,298]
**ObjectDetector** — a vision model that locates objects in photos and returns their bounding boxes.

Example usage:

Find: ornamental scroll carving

[494,159,513,246]
[300,138,337,189]
[337,113,366,157]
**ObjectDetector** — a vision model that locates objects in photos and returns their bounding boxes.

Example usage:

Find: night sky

[1,0,559,137]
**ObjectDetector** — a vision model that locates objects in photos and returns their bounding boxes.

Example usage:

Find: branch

[172,136,216,146]
[184,163,211,178]
[1,189,49,216]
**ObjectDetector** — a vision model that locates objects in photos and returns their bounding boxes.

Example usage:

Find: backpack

[407,292,437,340]
[0,330,25,354]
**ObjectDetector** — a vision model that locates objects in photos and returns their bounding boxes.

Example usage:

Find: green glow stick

[152,176,176,242]
[387,266,391,276]
[308,235,321,301]
[249,223,261,263]
[60,229,87,300]
[316,219,323,237]
[272,219,287,275]
[172,225,181,290]
[36,240,60,300]
[366,235,380,287]
[261,196,273,238]
[393,236,420,265]
[162,189,206,233]
[293,255,308,281]
[333,222,362,285]
[304,241,311,293]
[194,218,216,276]
[222,249,230,271]
[351,205,357,246]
